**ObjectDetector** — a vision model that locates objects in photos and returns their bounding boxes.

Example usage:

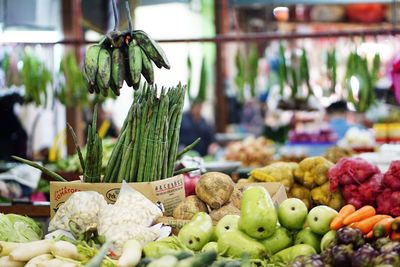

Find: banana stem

[112,0,119,31]
[125,0,133,32]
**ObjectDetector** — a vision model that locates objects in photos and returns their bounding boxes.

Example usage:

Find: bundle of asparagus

[83,105,103,182]
[103,82,186,183]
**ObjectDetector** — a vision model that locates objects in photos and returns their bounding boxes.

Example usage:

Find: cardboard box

[50,175,185,217]
[157,182,287,233]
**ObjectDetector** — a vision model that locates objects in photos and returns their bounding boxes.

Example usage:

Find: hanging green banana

[84,45,101,85]
[140,48,154,84]
[132,30,170,69]
[128,41,142,85]
[110,48,124,96]
[96,48,111,97]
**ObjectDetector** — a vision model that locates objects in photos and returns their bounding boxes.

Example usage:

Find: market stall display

[2,0,400,266]
[224,136,275,167]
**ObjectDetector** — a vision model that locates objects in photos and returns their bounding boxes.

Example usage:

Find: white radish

[147,255,177,267]
[50,240,80,260]
[38,259,77,267]
[118,239,142,267]
[0,241,20,256]
[25,254,54,267]
[0,255,25,267]
[10,240,53,261]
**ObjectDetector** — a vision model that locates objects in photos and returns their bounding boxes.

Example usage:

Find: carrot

[343,205,376,225]
[366,230,374,239]
[391,217,400,233]
[373,217,394,238]
[330,204,356,230]
[391,231,400,241]
[351,215,390,234]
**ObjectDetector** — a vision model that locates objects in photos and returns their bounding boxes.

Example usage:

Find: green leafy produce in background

[0,214,42,242]
[21,53,52,106]
[57,52,88,107]
[345,51,380,112]
[49,138,115,174]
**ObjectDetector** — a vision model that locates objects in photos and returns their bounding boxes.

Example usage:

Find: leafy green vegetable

[197,56,208,102]
[0,214,42,242]
[344,51,379,112]
[78,241,115,267]
[57,52,88,107]
[248,45,259,98]
[21,53,52,106]
[235,49,246,103]
[278,43,288,96]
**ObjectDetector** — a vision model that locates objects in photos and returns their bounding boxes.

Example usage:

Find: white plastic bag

[49,191,107,232]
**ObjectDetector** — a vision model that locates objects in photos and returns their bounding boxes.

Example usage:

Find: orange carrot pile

[331,204,356,230]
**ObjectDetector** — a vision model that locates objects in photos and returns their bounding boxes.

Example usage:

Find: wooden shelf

[0,203,50,218]
[231,0,394,6]
[277,21,399,33]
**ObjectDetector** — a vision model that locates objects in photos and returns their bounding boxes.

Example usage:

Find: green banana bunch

[83,29,170,96]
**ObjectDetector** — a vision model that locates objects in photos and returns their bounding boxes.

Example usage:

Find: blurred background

[0,0,400,216]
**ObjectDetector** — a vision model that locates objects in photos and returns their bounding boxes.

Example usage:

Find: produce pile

[323,146,352,164]
[247,156,344,210]
[158,172,241,233]
[139,188,342,266]
[289,203,400,266]
[329,158,400,216]
[224,136,275,167]
[140,190,400,267]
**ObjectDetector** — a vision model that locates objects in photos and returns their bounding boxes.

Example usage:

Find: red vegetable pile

[329,158,382,209]
[377,160,400,217]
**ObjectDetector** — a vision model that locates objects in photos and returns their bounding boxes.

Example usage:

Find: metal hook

[112,0,119,31]
[125,0,133,33]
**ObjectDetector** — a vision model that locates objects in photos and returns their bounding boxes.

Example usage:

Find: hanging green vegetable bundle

[83,0,170,97]
[21,53,52,106]
[103,82,186,183]
[57,52,88,107]
[345,51,380,112]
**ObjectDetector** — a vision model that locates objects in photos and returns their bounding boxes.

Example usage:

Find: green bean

[145,100,159,182]
[103,130,126,182]
[12,156,67,182]
[177,137,201,159]
[137,125,150,182]
[67,123,85,172]
[117,141,133,182]
[174,167,199,176]
[129,107,141,182]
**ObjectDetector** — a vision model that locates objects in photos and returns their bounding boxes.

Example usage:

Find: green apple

[215,215,240,239]
[307,205,338,235]
[201,241,218,252]
[277,198,308,230]
[320,230,336,252]
[294,227,322,253]
[261,226,293,255]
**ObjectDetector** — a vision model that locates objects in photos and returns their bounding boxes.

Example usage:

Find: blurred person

[326,100,363,140]
[179,100,218,156]
[240,99,264,136]
[0,92,27,161]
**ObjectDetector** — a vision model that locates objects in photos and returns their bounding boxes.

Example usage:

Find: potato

[209,203,240,222]
[229,187,242,209]
[196,172,234,209]
[172,196,208,220]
